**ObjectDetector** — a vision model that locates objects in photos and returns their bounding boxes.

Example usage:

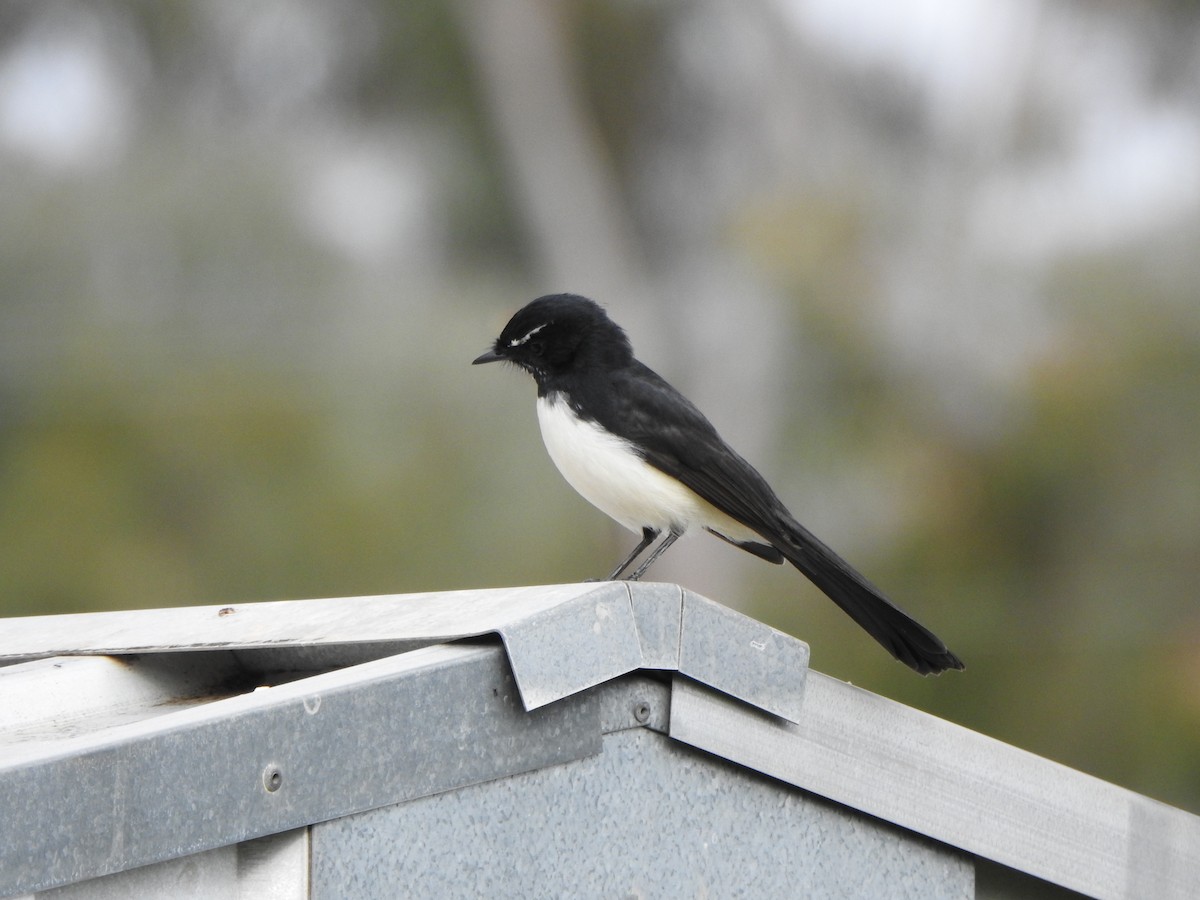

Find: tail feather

[774,519,964,675]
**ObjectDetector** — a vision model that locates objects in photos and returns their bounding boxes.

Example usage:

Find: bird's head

[472,293,632,381]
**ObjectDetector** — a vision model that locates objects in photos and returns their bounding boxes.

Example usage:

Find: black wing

[590,362,791,533]
[583,362,964,675]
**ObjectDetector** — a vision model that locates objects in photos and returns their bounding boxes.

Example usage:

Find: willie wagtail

[473,293,963,674]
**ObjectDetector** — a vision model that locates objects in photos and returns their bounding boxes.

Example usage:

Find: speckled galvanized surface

[0,644,599,896]
[311,727,972,900]
[678,588,808,722]
[26,830,309,900]
[4,585,1196,899]
[669,676,1200,900]
[0,582,809,722]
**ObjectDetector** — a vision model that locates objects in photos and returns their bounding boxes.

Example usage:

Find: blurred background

[2,0,1199,812]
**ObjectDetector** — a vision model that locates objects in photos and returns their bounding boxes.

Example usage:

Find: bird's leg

[626,528,682,581]
[604,527,659,580]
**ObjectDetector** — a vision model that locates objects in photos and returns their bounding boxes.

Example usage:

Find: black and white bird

[473,293,963,675]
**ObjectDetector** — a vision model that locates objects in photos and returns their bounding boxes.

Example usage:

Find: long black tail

[774,518,964,675]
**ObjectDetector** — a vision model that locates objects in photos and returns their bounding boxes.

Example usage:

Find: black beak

[472,348,504,365]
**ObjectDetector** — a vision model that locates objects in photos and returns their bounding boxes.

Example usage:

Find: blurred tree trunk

[455,0,645,303]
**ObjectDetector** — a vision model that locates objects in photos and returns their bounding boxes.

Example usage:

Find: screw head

[263,765,283,793]
[633,701,652,724]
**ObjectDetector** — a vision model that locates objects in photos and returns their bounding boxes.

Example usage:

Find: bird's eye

[528,340,545,357]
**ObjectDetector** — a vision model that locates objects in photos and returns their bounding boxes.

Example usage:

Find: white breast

[535,393,756,542]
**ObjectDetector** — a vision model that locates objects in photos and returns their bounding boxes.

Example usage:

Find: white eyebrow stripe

[508,323,548,348]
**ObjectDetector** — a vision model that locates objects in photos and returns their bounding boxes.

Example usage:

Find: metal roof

[1,582,1198,898]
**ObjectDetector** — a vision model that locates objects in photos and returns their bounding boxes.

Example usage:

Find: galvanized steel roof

[1,582,1197,899]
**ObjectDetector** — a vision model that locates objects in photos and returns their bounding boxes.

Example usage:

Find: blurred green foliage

[0,339,612,614]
